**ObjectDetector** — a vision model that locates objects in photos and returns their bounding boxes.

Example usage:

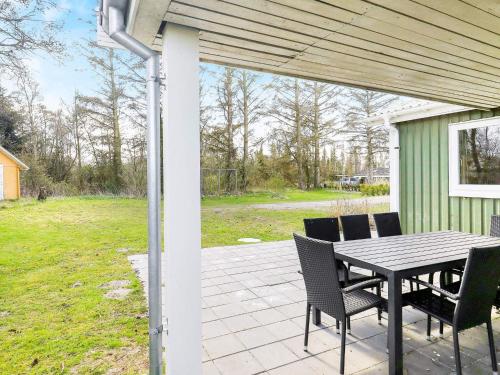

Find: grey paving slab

[129,240,500,375]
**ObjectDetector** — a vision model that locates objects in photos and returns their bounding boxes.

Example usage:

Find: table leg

[312,307,321,326]
[388,273,403,375]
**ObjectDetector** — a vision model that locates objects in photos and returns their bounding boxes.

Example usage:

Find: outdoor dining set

[295,213,500,375]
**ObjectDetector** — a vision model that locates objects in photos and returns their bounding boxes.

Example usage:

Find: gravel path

[245,195,389,210]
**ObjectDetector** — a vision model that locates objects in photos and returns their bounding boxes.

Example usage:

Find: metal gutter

[98,1,163,374]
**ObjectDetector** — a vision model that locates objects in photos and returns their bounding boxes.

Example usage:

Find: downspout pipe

[99,1,163,374]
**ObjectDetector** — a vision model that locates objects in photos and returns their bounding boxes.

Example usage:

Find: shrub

[265,175,288,192]
[360,183,390,196]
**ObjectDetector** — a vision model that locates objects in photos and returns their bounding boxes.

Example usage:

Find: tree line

[0,1,397,197]
[201,67,397,194]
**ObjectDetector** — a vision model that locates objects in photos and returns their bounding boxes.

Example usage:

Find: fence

[201,168,239,196]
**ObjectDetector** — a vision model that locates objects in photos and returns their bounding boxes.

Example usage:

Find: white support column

[163,24,201,375]
[388,115,400,213]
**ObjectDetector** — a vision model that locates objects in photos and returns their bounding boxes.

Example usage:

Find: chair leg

[340,318,347,375]
[453,327,462,375]
[426,315,432,341]
[376,284,382,324]
[304,303,311,352]
[439,321,444,338]
[487,320,498,375]
[336,319,340,334]
[347,316,351,334]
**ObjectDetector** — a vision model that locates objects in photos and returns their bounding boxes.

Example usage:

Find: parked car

[340,176,366,190]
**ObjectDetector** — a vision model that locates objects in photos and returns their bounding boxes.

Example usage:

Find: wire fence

[201,168,239,196]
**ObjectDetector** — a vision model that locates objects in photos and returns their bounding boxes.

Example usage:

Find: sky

[11,0,103,108]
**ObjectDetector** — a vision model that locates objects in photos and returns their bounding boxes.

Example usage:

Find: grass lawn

[201,188,360,207]
[0,195,387,373]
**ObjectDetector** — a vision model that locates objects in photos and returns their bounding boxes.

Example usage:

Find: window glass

[458,124,500,184]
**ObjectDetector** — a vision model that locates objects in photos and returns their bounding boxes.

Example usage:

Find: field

[201,189,360,207]
[0,194,387,373]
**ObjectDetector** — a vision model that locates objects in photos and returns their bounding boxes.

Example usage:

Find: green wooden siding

[399,107,500,236]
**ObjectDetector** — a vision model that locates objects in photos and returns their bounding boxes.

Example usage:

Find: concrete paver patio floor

[129,240,500,375]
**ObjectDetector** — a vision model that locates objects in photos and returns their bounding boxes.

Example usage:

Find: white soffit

[365,102,474,125]
[124,0,500,109]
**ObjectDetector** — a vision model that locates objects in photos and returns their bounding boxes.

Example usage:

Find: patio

[129,241,500,375]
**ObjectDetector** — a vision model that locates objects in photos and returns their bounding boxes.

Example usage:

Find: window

[449,117,500,199]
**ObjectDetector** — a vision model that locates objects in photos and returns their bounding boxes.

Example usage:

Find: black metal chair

[340,214,371,241]
[439,215,500,319]
[294,233,386,375]
[340,214,379,293]
[303,217,376,285]
[373,212,421,294]
[304,217,341,243]
[303,217,384,329]
[373,212,402,237]
[403,245,500,375]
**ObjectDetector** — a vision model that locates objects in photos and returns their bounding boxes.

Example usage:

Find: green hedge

[360,183,390,196]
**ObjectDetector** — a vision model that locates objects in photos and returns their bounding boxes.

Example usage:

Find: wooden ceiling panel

[130,0,500,108]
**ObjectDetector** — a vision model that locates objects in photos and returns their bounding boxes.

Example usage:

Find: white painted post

[388,116,400,213]
[162,24,201,375]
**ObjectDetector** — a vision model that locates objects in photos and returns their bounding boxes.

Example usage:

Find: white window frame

[449,116,500,199]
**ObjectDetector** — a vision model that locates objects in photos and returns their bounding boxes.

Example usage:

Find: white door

[0,165,4,200]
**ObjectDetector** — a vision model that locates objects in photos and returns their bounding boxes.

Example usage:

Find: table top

[334,231,500,276]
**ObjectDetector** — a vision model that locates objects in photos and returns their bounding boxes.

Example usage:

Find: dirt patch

[104,288,132,300]
[71,342,148,375]
[100,280,131,289]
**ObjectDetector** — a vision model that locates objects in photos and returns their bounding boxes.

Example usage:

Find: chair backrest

[454,245,500,330]
[303,217,341,243]
[373,212,402,237]
[340,214,371,241]
[491,215,500,237]
[293,233,345,320]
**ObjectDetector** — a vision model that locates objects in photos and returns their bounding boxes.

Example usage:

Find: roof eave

[0,146,29,170]
[365,103,475,126]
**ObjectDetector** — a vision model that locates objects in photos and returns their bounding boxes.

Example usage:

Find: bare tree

[15,69,43,159]
[199,65,213,166]
[345,89,397,181]
[0,0,64,75]
[268,78,309,190]
[237,70,264,191]
[203,67,239,190]
[79,43,130,192]
[306,81,342,188]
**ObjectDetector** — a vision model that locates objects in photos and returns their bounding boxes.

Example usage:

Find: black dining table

[312,230,500,375]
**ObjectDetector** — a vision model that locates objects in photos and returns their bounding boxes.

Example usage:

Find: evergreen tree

[0,86,23,152]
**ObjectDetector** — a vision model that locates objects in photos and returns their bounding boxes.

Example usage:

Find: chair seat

[344,289,384,316]
[403,288,456,325]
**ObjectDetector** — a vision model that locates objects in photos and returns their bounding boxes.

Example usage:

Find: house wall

[398,107,500,236]
[0,152,21,200]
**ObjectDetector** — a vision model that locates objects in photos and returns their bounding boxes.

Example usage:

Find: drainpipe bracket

[150,325,164,336]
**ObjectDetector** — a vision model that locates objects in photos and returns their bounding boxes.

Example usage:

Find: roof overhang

[365,102,474,126]
[0,146,29,170]
[99,0,500,109]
